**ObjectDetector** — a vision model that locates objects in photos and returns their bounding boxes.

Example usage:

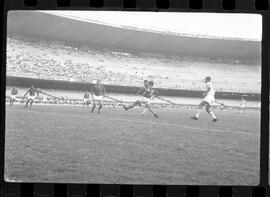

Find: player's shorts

[139,97,152,105]
[93,95,103,101]
[203,95,215,104]
[10,95,16,100]
[240,105,246,109]
[27,95,36,101]
[84,98,91,103]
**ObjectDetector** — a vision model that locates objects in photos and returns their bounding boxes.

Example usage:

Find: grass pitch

[5,104,260,185]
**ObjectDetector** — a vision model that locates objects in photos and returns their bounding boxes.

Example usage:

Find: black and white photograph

[5,11,261,185]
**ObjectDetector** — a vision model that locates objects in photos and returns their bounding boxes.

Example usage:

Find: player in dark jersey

[23,85,40,108]
[91,80,106,113]
[9,87,18,106]
[83,91,91,107]
[123,80,159,118]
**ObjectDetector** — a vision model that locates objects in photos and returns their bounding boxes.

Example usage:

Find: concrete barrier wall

[6,76,261,101]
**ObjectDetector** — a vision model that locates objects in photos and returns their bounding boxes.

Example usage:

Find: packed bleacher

[6,36,261,93]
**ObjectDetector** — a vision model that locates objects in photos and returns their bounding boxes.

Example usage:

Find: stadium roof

[7,11,261,61]
[43,11,261,41]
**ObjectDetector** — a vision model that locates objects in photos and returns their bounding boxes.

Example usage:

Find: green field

[5,104,260,185]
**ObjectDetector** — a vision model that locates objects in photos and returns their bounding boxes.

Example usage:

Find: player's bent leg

[142,103,149,116]
[141,108,147,116]
[29,99,34,108]
[98,101,102,113]
[24,99,29,108]
[199,101,207,109]
[206,104,217,122]
[91,100,96,113]
[191,101,207,120]
[145,105,159,118]
[123,100,141,110]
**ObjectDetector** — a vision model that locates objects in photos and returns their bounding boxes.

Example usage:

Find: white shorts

[10,95,16,100]
[139,97,152,105]
[203,95,215,104]
[84,98,91,103]
[93,95,103,101]
[240,105,246,109]
[27,95,36,101]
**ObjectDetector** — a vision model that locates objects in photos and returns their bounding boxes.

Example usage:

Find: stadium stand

[7,37,260,93]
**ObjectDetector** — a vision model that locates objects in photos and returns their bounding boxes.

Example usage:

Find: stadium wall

[6,76,260,101]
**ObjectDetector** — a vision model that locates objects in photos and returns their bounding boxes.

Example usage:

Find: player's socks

[209,111,216,119]
[98,105,102,113]
[91,105,96,113]
[142,109,147,115]
[195,109,201,118]
[154,114,159,118]
[213,118,218,122]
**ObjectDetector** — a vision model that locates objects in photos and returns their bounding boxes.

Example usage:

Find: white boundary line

[6,108,259,137]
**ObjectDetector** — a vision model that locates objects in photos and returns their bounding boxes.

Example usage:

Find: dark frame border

[1,0,269,196]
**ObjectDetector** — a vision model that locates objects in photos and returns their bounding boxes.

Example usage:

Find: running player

[239,97,246,113]
[91,80,105,113]
[9,87,18,106]
[23,85,40,108]
[83,91,91,107]
[191,76,218,122]
[42,95,48,105]
[123,80,159,118]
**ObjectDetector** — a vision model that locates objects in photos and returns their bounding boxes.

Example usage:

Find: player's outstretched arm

[23,90,29,97]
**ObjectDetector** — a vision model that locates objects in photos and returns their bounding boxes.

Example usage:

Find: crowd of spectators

[6,37,261,93]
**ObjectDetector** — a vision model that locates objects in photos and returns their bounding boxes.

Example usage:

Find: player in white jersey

[191,76,218,122]
[42,95,48,105]
[83,91,91,107]
[239,97,246,113]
